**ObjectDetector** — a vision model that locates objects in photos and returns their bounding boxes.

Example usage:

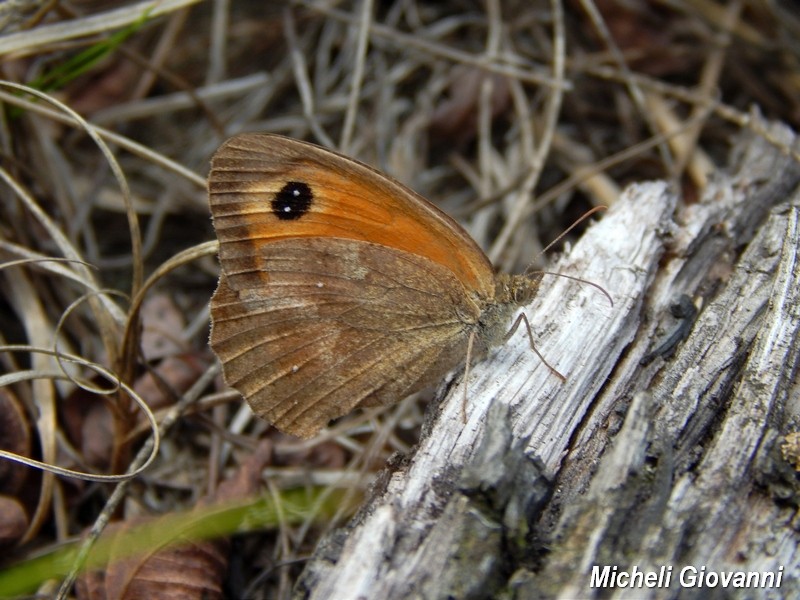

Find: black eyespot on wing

[272,181,313,220]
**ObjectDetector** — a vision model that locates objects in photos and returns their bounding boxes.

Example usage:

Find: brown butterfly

[208,134,563,438]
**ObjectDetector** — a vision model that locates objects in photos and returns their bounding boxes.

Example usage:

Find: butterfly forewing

[209,134,497,298]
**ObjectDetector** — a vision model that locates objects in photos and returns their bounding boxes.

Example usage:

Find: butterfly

[208,134,562,438]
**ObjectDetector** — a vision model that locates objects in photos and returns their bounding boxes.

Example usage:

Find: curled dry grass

[0,0,798,597]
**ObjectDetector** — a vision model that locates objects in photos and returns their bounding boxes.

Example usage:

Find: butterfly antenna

[528,270,613,307]
[525,205,612,306]
[531,205,608,263]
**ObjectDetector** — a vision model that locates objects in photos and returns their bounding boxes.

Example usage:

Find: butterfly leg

[504,313,566,382]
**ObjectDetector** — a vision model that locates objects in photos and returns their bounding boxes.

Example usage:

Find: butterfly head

[495,272,543,306]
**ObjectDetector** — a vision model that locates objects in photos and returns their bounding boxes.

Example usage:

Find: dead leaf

[76,441,274,600]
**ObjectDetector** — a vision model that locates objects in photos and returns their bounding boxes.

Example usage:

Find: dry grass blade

[0,346,160,481]
[0,0,204,57]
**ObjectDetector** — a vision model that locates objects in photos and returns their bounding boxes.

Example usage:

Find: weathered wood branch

[295,119,800,599]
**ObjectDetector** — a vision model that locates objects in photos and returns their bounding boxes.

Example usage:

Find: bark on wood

[295,119,800,600]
